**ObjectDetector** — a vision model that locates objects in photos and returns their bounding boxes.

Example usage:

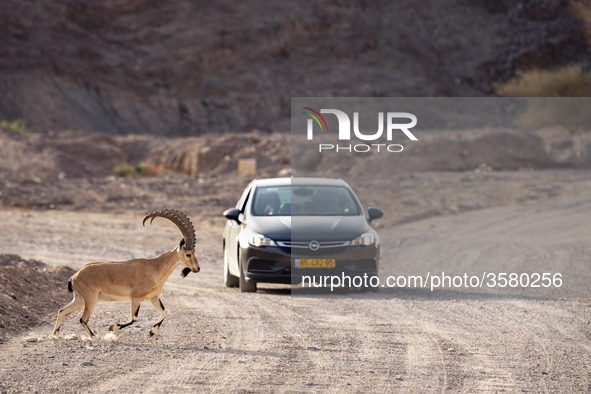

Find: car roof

[253,177,349,187]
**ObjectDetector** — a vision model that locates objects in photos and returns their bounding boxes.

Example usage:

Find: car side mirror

[223,208,242,224]
[368,207,384,223]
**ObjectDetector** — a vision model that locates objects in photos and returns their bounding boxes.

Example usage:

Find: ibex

[52,209,200,339]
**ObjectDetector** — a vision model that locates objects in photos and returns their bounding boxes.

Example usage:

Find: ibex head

[143,209,200,277]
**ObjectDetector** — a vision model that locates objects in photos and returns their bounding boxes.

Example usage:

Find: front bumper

[241,242,379,285]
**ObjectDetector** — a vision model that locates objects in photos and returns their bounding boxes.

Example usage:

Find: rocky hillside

[0,0,588,135]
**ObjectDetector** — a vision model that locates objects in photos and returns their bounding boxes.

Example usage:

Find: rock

[80,361,94,367]
[25,337,39,342]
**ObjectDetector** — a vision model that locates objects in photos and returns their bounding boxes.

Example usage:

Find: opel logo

[309,240,320,251]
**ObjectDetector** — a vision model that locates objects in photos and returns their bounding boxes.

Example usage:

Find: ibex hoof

[109,324,119,331]
[149,330,156,337]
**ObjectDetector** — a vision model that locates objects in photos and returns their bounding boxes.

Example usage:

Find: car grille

[276,240,351,249]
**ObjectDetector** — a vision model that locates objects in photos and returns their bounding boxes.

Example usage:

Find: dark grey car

[222,177,383,292]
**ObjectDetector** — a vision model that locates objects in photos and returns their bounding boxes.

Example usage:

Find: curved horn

[143,209,196,250]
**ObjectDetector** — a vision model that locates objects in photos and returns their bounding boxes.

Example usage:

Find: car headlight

[351,232,374,246]
[249,234,277,247]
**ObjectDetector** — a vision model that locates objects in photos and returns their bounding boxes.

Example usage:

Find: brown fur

[52,241,199,338]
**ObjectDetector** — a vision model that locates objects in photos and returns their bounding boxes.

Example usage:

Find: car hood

[248,215,370,241]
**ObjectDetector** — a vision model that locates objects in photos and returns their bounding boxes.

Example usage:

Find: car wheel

[239,250,257,293]
[360,277,379,293]
[223,244,239,288]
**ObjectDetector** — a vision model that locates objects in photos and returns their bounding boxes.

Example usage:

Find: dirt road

[0,185,590,393]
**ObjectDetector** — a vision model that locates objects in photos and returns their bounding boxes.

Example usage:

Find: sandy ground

[0,169,590,392]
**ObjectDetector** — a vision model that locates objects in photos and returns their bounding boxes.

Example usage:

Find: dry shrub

[114,162,163,177]
[495,64,591,133]
[495,64,591,97]
[513,98,591,133]
[496,1,591,98]
[0,119,28,137]
[114,163,136,177]
[136,162,163,176]
[493,0,591,132]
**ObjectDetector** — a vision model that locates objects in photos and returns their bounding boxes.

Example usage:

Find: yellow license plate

[295,259,336,268]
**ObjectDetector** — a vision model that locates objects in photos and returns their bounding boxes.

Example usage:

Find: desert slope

[0,0,587,134]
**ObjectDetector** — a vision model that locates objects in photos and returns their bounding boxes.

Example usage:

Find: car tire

[223,244,239,288]
[367,285,379,293]
[360,279,379,293]
[239,250,257,293]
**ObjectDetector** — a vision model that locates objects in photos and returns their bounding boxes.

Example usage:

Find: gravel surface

[0,169,590,392]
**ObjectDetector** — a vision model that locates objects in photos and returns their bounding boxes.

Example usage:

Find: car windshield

[251,186,360,216]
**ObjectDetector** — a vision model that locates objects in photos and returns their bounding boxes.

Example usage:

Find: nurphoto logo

[302,107,418,153]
